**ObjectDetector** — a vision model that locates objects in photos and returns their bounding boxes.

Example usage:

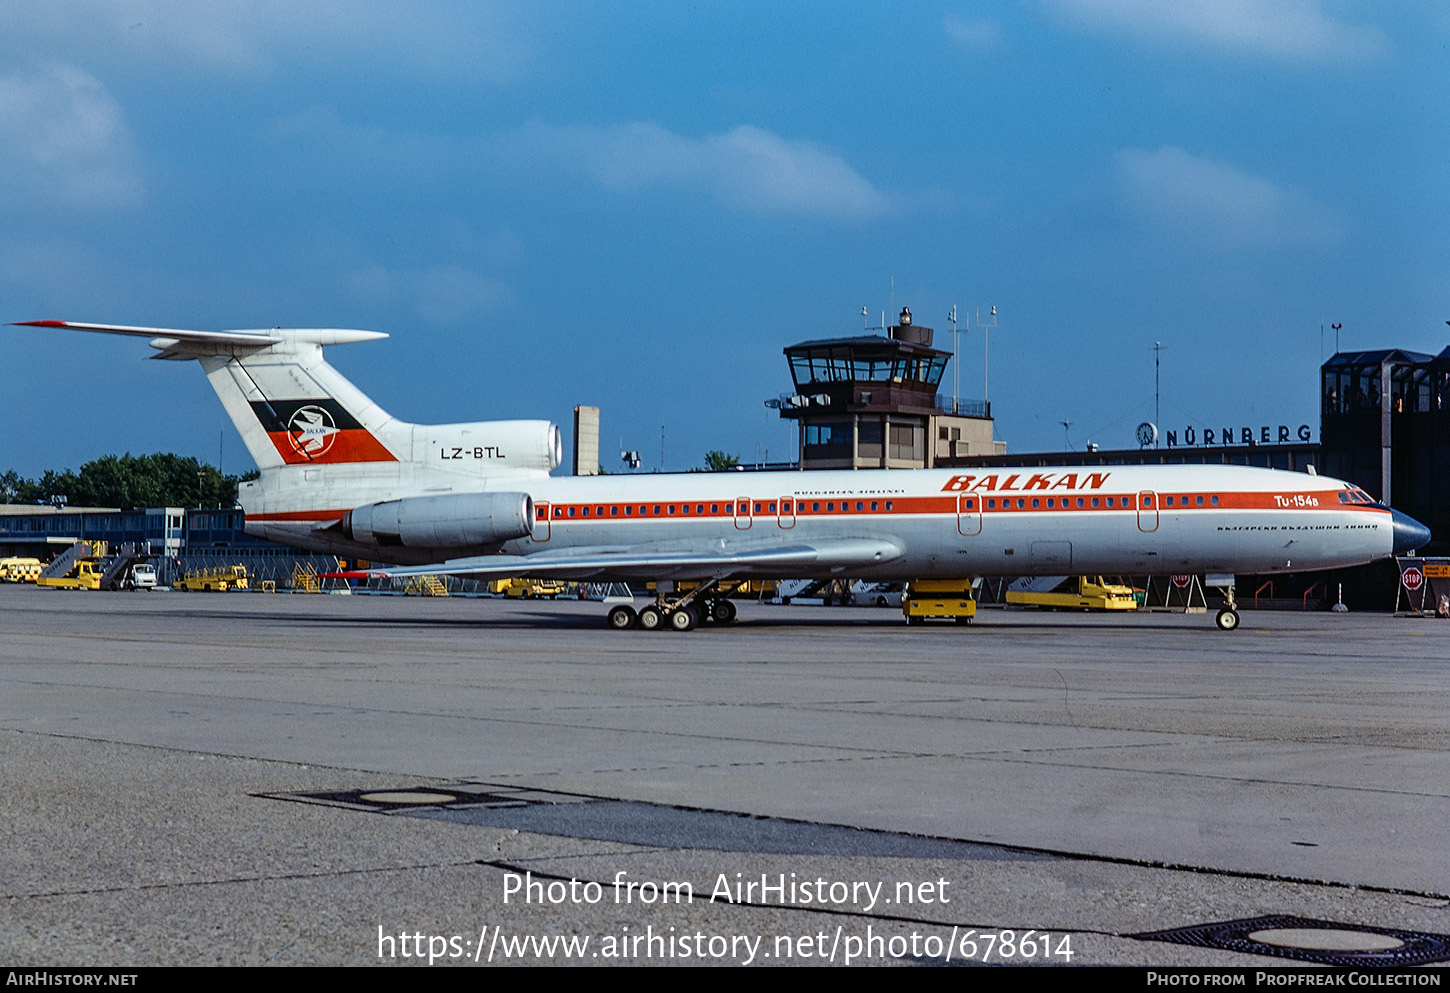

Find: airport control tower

[776,307,1002,470]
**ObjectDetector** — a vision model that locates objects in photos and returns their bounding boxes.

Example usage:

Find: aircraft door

[1137,490,1159,533]
[735,497,752,530]
[956,494,982,536]
[532,501,551,542]
[1030,541,1073,569]
[777,497,796,529]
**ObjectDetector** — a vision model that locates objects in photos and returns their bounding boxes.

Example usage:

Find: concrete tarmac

[2,584,1448,967]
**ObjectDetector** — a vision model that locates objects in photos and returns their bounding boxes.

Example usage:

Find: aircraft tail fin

[15,320,405,470]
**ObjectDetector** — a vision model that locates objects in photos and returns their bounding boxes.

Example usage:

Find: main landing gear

[605,579,739,632]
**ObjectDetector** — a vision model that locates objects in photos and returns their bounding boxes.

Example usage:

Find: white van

[125,563,158,590]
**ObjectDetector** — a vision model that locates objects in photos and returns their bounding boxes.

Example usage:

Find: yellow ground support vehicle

[36,559,106,590]
[0,557,43,582]
[490,578,566,598]
[175,565,250,592]
[1005,576,1138,611]
[902,579,977,624]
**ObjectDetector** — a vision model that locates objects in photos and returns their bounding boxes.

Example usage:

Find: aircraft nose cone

[1391,509,1432,555]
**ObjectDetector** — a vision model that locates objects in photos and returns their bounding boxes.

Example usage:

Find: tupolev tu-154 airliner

[17,319,1431,632]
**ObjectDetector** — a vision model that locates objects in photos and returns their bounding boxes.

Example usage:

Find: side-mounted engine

[341,492,534,549]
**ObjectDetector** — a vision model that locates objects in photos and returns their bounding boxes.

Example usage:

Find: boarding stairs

[99,543,144,591]
[403,574,449,597]
[292,562,322,593]
[39,541,99,581]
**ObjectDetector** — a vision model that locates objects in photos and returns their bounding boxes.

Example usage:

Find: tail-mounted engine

[342,492,534,549]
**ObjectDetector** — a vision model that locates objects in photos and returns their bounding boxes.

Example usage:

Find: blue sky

[2,1,1447,478]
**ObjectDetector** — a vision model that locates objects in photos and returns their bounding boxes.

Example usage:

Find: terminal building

[1320,347,1449,557]
[0,505,336,585]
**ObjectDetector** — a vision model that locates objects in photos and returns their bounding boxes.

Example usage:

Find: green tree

[702,450,740,472]
[0,454,250,508]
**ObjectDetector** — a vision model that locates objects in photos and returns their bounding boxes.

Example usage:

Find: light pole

[976,305,997,408]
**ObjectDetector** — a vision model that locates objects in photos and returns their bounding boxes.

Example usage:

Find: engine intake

[342,492,533,549]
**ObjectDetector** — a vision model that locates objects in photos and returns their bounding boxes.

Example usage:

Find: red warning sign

[1171,574,1192,588]
[1401,566,1424,591]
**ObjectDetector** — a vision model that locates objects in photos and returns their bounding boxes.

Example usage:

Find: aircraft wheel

[711,599,737,624]
[606,604,638,630]
[669,606,699,632]
[638,605,665,631]
[1215,608,1241,631]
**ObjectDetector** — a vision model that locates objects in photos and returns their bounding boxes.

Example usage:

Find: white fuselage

[241,462,1394,579]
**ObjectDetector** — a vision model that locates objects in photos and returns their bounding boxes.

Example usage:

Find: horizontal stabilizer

[13,321,387,357]
[15,320,282,349]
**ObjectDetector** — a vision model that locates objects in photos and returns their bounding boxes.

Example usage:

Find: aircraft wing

[332,538,904,583]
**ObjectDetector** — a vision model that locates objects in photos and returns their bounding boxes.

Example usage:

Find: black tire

[711,599,737,623]
[1215,608,1241,631]
[606,604,637,630]
[638,605,665,631]
[669,606,699,632]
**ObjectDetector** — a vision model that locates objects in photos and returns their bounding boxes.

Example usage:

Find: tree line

[0,454,257,509]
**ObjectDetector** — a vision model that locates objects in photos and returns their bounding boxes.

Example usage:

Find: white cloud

[0,0,531,83]
[520,122,895,220]
[1040,0,1387,61]
[0,64,143,210]
[944,14,1007,52]
[346,263,510,325]
[1115,145,1343,248]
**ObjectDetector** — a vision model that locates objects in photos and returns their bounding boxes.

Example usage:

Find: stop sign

[1171,574,1191,588]
[1402,566,1424,591]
